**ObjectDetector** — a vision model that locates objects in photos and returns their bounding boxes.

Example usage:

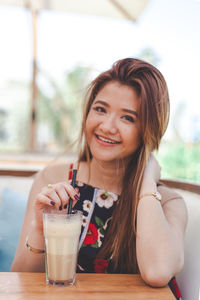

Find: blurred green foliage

[35,64,92,151]
[156,141,200,183]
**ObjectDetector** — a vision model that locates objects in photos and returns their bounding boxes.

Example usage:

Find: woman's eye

[122,115,135,123]
[93,106,106,113]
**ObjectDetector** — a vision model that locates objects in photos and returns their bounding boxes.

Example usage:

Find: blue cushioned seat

[0,188,27,271]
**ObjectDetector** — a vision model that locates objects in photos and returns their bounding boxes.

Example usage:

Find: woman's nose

[99,115,118,135]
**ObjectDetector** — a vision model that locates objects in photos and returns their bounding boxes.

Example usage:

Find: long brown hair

[78,58,170,273]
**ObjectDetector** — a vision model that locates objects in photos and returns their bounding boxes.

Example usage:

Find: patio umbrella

[0,0,150,151]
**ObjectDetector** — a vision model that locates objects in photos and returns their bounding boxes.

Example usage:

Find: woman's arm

[136,155,188,287]
[11,163,78,272]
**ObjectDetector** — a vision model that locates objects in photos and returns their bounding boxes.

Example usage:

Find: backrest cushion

[0,188,27,271]
[175,189,200,300]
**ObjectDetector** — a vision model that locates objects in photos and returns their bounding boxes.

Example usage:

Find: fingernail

[59,206,62,210]
[64,204,68,209]
[74,194,80,201]
[50,201,55,206]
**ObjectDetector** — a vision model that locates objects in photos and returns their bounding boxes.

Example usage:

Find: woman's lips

[95,134,121,145]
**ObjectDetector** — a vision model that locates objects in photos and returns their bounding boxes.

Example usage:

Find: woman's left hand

[140,154,161,194]
[144,154,161,182]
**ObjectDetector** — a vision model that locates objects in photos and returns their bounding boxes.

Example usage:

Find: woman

[11,58,187,298]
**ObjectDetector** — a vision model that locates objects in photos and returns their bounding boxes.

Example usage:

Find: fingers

[38,182,80,210]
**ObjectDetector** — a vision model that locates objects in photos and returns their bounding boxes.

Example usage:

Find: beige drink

[43,210,82,286]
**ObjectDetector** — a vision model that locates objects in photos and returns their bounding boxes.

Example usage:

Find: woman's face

[85,81,141,163]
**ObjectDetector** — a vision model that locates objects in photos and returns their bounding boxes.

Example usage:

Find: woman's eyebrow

[93,100,109,106]
[93,100,138,117]
[122,108,138,118]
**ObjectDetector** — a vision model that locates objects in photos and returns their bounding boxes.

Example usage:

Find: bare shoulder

[37,162,72,184]
[27,163,72,207]
[158,184,188,230]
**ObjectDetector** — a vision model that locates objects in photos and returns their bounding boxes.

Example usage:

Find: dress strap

[168,277,182,300]
[68,163,74,180]
[78,188,98,250]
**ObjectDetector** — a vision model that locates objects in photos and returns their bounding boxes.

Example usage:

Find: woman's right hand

[34,182,80,231]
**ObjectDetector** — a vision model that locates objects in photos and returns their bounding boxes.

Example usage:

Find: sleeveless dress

[69,164,182,300]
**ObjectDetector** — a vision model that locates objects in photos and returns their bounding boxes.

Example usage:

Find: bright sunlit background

[0,0,200,182]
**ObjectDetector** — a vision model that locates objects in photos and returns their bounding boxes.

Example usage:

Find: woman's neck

[86,158,126,194]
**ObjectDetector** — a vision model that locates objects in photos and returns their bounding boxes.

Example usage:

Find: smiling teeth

[97,135,119,144]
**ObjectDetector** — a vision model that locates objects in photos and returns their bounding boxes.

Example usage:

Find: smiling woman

[11,58,187,300]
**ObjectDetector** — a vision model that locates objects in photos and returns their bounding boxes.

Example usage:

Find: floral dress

[69,164,182,300]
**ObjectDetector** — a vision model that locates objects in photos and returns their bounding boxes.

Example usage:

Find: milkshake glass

[43,209,82,286]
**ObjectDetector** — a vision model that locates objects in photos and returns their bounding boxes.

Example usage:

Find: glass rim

[43,208,82,216]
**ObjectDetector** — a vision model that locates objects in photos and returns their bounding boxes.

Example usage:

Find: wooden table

[0,273,175,300]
